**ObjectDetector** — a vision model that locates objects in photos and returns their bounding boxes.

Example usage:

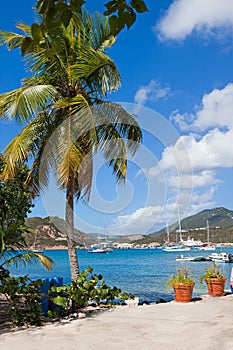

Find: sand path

[1,294,233,350]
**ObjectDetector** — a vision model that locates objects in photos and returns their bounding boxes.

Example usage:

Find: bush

[0,268,44,326]
[49,266,128,316]
[0,266,130,325]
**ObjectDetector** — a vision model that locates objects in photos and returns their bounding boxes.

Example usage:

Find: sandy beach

[1,293,233,350]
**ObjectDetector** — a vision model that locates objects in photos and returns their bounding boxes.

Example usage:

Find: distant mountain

[182,207,233,230]
[25,207,233,248]
[25,216,97,248]
[136,207,233,244]
[157,207,233,235]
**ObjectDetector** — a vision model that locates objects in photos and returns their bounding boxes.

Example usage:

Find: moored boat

[198,221,216,251]
[88,245,109,254]
[163,245,191,252]
[176,255,209,262]
[198,245,216,251]
[208,252,233,263]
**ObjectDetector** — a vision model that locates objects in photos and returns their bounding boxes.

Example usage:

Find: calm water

[6,248,233,301]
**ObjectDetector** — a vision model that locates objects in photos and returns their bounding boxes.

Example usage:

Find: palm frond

[3,252,54,271]
[16,22,32,35]
[0,85,58,122]
[73,146,93,201]
[2,111,55,180]
[73,11,116,52]
[54,95,89,114]
[94,102,142,155]
[70,48,121,96]
[56,138,93,198]
[0,30,25,49]
[23,26,70,82]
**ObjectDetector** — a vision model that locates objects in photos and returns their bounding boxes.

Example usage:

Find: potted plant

[200,262,226,296]
[165,266,195,302]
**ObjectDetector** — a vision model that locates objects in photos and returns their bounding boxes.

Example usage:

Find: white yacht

[163,245,191,252]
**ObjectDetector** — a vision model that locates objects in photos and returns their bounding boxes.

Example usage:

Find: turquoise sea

[7,248,233,302]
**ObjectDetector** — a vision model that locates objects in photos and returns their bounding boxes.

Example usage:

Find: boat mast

[207,220,210,245]
[166,223,170,243]
[178,206,183,242]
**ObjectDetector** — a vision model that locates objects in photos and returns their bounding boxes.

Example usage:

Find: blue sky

[1,0,233,235]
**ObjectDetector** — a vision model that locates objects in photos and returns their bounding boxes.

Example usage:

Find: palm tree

[0,10,142,281]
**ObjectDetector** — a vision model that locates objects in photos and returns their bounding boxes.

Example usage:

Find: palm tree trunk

[66,174,79,281]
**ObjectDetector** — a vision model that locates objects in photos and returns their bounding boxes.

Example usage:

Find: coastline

[1,293,233,350]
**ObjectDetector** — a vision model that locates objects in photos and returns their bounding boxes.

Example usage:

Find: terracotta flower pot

[172,282,195,302]
[204,277,226,296]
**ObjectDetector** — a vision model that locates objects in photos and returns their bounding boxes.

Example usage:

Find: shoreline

[22,242,233,251]
[1,293,233,349]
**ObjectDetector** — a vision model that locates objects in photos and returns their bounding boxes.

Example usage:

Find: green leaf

[31,23,42,42]
[21,37,33,56]
[36,0,50,15]
[120,10,136,29]
[60,9,72,27]
[130,0,148,13]
[52,296,67,307]
[70,0,85,13]
[104,1,119,15]
[87,266,93,273]
[109,15,125,35]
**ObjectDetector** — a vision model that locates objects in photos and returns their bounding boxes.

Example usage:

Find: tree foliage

[0,154,33,254]
[104,0,148,34]
[35,0,148,35]
[0,154,54,271]
[0,5,142,281]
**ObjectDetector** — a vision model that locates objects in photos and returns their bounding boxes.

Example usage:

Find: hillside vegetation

[135,207,233,245]
[24,216,97,248]
[23,207,233,248]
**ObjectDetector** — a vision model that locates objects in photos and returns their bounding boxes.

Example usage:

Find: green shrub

[0,266,131,325]
[50,266,128,316]
[0,268,44,326]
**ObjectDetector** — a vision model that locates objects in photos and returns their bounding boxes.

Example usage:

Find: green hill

[156,207,233,235]
[175,207,233,231]
[25,216,97,248]
[136,207,233,245]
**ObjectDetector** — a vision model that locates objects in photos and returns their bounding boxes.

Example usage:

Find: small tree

[0,154,33,254]
[0,153,53,270]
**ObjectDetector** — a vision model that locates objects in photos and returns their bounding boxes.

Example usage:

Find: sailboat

[31,232,44,253]
[198,220,216,251]
[178,208,203,248]
[163,222,190,252]
[88,228,112,254]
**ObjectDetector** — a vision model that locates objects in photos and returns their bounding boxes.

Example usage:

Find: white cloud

[111,198,214,233]
[156,0,233,41]
[193,83,233,130]
[111,206,163,234]
[110,204,186,234]
[158,128,233,174]
[171,83,233,131]
[143,83,233,224]
[137,83,233,223]
[187,186,217,213]
[163,84,233,182]
[169,170,221,189]
[134,80,171,106]
[110,185,219,233]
